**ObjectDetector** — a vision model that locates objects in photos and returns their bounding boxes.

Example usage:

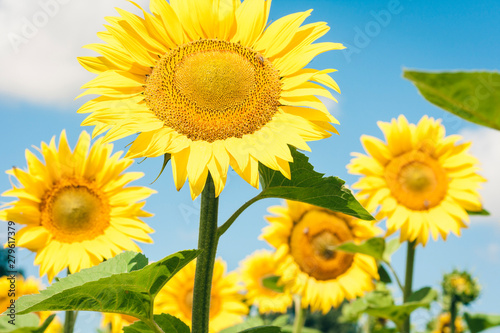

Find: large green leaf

[340,286,437,328]
[365,287,437,327]
[0,314,54,333]
[123,314,189,333]
[259,147,373,220]
[464,313,500,333]
[403,70,500,130]
[16,250,198,321]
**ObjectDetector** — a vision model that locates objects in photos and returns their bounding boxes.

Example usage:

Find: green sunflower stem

[403,241,417,333]
[450,294,458,333]
[192,174,219,333]
[292,295,306,333]
[63,269,78,333]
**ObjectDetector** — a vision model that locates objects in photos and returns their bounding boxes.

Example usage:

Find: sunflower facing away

[0,276,63,333]
[154,258,248,332]
[78,0,344,198]
[239,249,293,314]
[261,200,380,314]
[347,115,485,246]
[0,131,155,281]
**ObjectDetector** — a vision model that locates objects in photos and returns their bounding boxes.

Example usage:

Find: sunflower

[0,276,63,332]
[77,0,343,199]
[239,249,293,314]
[101,313,138,333]
[0,131,155,281]
[261,200,380,314]
[432,312,465,333]
[154,258,247,332]
[347,115,485,246]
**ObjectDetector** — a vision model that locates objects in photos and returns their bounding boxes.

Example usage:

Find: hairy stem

[403,241,417,333]
[191,174,219,333]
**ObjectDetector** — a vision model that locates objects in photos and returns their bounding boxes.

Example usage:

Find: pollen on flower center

[144,39,281,142]
[290,210,354,281]
[40,178,110,242]
[385,151,448,210]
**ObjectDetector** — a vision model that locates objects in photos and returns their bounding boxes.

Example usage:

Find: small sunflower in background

[442,269,480,305]
[101,313,138,333]
[239,249,293,314]
[0,131,155,281]
[78,0,344,198]
[0,276,62,332]
[261,200,380,314]
[431,312,465,333]
[154,258,248,333]
[347,115,485,246]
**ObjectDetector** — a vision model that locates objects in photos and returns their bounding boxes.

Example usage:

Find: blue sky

[1,0,499,331]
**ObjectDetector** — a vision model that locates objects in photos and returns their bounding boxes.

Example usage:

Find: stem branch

[217,195,261,239]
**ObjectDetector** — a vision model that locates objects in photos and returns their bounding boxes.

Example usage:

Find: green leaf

[219,317,265,333]
[258,147,373,220]
[340,286,395,322]
[382,238,401,264]
[270,315,289,327]
[467,208,490,216]
[378,265,392,284]
[403,70,500,130]
[0,314,54,333]
[16,250,198,322]
[123,314,189,333]
[240,326,281,333]
[464,313,500,333]
[335,237,385,260]
[365,287,437,327]
[261,276,284,293]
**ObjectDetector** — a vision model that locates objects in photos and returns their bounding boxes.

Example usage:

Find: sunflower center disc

[290,210,354,281]
[385,151,448,210]
[40,179,110,242]
[145,39,281,142]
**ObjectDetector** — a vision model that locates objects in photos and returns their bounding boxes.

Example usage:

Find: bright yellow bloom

[239,249,293,314]
[432,312,465,333]
[101,313,138,333]
[0,276,62,332]
[154,259,248,333]
[347,115,485,246]
[261,200,380,314]
[78,0,344,199]
[0,131,155,281]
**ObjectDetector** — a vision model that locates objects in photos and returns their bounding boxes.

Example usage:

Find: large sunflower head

[154,258,248,333]
[0,276,62,332]
[261,200,380,314]
[78,0,344,198]
[239,249,293,314]
[0,131,155,281]
[347,115,485,246]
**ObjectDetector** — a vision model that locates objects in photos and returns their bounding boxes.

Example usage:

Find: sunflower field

[1,1,499,333]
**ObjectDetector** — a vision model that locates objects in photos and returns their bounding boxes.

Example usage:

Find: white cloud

[460,126,500,223]
[0,0,148,109]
